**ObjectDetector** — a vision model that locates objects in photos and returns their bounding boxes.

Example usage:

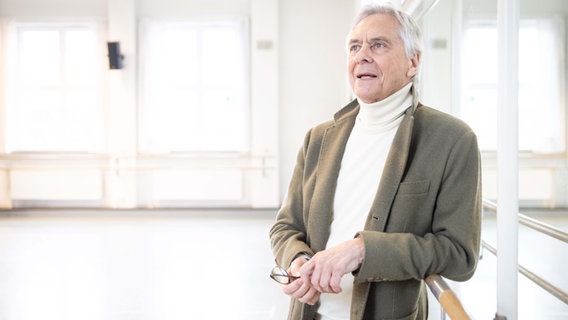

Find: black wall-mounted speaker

[107,42,124,69]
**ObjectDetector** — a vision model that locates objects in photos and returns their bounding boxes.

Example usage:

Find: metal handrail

[482,200,568,305]
[481,240,568,305]
[483,199,568,244]
[426,274,471,320]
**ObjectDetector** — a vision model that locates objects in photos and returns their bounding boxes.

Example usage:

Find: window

[139,19,250,153]
[460,18,565,153]
[4,22,104,153]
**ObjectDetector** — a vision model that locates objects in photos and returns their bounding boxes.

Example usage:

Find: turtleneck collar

[356,82,413,132]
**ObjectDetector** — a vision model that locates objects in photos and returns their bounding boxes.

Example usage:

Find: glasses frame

[269,265,300,284]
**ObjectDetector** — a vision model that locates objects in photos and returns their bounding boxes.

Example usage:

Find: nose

[354,44,372,63]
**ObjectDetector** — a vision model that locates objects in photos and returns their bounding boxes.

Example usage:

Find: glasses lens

[270,266,291,284]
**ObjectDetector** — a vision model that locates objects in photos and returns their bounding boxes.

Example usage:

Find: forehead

[350,13,401,41]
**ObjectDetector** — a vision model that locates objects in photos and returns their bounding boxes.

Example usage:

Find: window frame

[460,17,566,155]
[2,20,107,154]
[137,17,251,155]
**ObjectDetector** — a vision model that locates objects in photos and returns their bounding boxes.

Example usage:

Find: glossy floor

[0,208,566,320]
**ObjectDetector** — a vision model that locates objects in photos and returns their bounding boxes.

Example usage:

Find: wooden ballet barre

[425,274,471,320]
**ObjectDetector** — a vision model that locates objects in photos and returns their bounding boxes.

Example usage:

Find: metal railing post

[496,0,519,319]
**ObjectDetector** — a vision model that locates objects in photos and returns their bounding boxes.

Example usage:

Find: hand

[299,237,365,294]
[281,256,321,305]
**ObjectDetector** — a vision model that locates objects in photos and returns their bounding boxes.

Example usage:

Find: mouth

[356,72,377,79]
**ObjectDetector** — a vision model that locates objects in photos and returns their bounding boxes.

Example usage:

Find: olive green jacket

[270,98,482,320]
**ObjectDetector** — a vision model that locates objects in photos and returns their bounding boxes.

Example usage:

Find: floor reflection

[0,208,566,320]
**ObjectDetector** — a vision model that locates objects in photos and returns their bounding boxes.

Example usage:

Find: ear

[406,53,420,78]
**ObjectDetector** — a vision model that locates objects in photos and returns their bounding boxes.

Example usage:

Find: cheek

[347,61,356,81]
[347,59,356,74]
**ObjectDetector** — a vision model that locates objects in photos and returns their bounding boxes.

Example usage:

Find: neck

[356,83,413,131]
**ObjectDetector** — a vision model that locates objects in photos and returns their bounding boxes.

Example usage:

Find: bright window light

[5,23,104,153]
[139,19,250,153]
[460,19,565,153]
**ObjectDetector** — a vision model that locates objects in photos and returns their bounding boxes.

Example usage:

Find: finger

[289,256,309,276]
[329,271,343,293]
[309,263,322,290]
[314,265,332,293]
[298,259,315,278]
[304,254,323,290]
[281,278,303,296]
[298,287,320,305]
[307,291,321,305]
[289,279,313,300]
[298,259,315,288]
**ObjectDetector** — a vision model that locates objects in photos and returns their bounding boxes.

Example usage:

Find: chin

[354,91,376,103]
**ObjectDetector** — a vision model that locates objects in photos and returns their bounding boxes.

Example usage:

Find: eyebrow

[348,36,391,47]
[348,38,361,46]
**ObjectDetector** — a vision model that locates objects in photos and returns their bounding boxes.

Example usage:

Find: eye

[372,41,385,50]
[349,44,361,52]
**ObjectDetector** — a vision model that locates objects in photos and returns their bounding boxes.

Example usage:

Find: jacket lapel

[307,105,357,252]
[365,106,415,231]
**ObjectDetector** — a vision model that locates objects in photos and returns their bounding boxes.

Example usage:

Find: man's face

[347,13,419,104]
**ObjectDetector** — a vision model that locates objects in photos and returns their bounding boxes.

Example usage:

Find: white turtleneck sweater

[316,83,413,320]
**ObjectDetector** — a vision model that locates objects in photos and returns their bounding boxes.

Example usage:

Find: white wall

[0,0,106,17]
[278,0,355,197]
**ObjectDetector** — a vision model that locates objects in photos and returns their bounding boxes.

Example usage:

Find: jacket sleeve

[355,130,482,283]
[269,130,315,269]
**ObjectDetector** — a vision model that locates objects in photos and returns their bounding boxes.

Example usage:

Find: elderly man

[270,4,481,320]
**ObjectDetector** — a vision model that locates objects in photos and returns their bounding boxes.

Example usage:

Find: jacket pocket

[386,180,431,233]
[386,307,418,320]
[365,280,423,320]
[397,180,430,195]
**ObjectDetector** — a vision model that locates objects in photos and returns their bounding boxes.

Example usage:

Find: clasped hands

[281,237,365,305]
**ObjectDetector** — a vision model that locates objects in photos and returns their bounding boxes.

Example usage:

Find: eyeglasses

[270,265,300,284]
